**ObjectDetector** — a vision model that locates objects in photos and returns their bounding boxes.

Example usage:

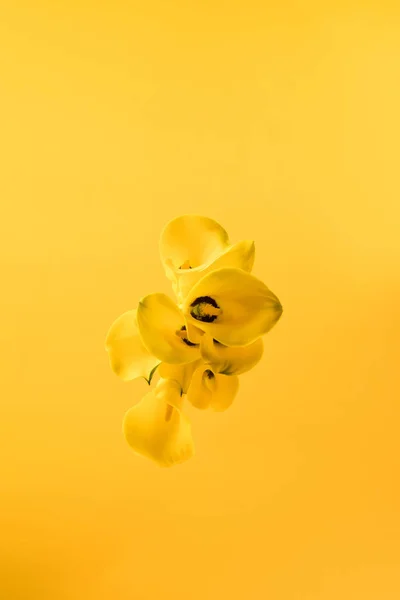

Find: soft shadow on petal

[210,372,239,412]
[159,360,202,395]
[159,214,230,274]
[183,320,205,344]
[153,377,183,408]
[137,293,200,364]
[123,385,194,467]
[200,334,264,375]
[105,310,160,382]
[186,365,213,410]
[175,239,256,301]
[183,267,283,346]
[187,365,239,412]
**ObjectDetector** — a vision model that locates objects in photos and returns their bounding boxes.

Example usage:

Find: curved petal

[200,334,264,376]
[158,360,202,395]
[185,365,212,410]
[159,215,230,275]
[105,310,160,382]
[137,293,200,364]
[153,377,183,408]
[183,320,205,344]
[183,267,283,346]
[187,365,239,412]
[174,240,255,302]
[123,383,194,467]
[209,372,239,412]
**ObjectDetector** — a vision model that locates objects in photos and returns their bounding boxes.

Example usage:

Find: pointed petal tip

[238,239,255,257]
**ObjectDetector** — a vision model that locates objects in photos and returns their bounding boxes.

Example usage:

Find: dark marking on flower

[179,260,192,269]
[177,325,198,347]
[204,369,215,380]
[191,295,219,309]
[190,296,220,323]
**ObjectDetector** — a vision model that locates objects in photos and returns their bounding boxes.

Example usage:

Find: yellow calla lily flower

[187,365,239,412]
[200,334,264,376]
[160,214,230,275]
[183,267,283,347]
[159,215,256,302]
[123,378,194,467]
[105,310,160,382]
[137,293,201,365]
[106,215,283,466]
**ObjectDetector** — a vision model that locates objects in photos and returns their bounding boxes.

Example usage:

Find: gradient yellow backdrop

[1,1,399,599]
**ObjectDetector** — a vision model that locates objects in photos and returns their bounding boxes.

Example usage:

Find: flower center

[202,369,216,392]
[179,259,192,269]
[190,296,221,323]
[176,325,199,347]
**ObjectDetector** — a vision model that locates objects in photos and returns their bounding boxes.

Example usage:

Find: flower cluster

[105,215,282,467]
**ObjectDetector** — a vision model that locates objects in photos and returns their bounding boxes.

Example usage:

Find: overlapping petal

[123,379,194,467]
[137,293,200,364]
[183,267,283,346]
[200,334,264,376]
[187,365,239,412]
[158,360,202,395]
[105,310,160,382]
[172,239,255,302]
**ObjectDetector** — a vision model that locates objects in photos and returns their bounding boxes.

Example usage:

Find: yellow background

[1,1,399,598]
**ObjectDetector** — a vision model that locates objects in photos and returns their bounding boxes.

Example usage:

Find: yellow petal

[174,240,256,301]
[183,267,283,346]
[200,334,264,375]
[123,383,194,467]
[187,365,239,412]
[158,360,202,395]
[159,215,230,275]
[183,320,205,344]
[185,365,212,410]
[105,310,160,382]
[151,377,183,409]
[137,293,200,364]
[209,372,239,412]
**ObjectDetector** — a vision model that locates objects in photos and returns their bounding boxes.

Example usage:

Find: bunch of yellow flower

[105,215,283,467]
